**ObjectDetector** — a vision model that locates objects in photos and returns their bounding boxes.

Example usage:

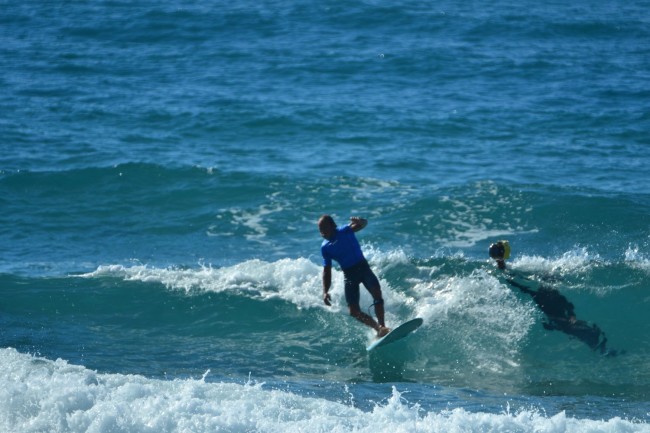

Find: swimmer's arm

[349,217,367,232]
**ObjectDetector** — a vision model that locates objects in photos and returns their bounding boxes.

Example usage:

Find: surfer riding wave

[318,215,390,338]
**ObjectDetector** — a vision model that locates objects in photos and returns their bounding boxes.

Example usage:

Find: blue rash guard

[321,224,381,307]
[320,225,364,270]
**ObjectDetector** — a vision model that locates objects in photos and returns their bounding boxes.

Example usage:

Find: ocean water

[2,1,650,432]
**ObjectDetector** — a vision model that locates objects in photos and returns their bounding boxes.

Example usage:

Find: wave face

[2,249,649,394]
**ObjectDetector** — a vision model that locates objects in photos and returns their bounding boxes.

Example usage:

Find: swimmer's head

[489,240,511,261]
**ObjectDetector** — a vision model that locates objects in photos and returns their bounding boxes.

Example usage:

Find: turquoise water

[2,1,650,431]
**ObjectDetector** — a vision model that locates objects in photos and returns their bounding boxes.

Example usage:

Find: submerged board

[366,318,423,351]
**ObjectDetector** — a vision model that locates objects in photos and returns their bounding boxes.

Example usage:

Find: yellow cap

[501,240,511,259]
[489,240,511,260]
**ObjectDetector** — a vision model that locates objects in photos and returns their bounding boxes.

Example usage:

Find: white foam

[207,196,288,243]
[77,255,416,324]
[625,245,650,273]
[1,349,647,433]
[511,247,601,276]
[79,258,329,310]
[409,270,535,373]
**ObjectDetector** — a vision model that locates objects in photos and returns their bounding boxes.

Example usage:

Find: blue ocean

[2,1,650,431]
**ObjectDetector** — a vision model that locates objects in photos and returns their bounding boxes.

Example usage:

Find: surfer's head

[489,240,510,269]
[318,215,337,241]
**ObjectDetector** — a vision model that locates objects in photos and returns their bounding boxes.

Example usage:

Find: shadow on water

[367,339,415,383]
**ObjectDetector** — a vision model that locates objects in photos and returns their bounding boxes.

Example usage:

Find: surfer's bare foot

[377,326,390,338]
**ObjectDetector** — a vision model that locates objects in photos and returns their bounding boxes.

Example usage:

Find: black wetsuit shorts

[342,260,380,306]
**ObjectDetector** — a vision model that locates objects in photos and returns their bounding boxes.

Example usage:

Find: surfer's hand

[323,292,332,306]
[349,217,367,232]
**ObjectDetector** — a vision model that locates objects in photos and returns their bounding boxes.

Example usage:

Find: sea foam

[1,348,648,433]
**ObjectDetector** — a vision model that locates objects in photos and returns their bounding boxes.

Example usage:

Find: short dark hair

[318,214,335,226]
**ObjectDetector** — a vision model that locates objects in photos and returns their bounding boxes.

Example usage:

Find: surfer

[318,215,390,338]
[489,240,614,355]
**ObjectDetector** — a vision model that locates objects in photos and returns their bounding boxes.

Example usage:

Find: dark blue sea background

[1,1,650,432]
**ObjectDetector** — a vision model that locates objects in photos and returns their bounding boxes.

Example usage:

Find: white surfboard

[366,318,423,351]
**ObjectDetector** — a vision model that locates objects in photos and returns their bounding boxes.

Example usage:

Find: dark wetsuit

[506,278,608,354]
[321,225,380,306]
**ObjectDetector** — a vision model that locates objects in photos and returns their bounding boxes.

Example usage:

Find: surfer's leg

[562,320,608,353]
[345,266,388,337]
[349,303,382,333]
[361,270,386,329]
[364,283,389,337]
[370,298,389,337]
[369,295,386,327]
[345,275,380,333]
